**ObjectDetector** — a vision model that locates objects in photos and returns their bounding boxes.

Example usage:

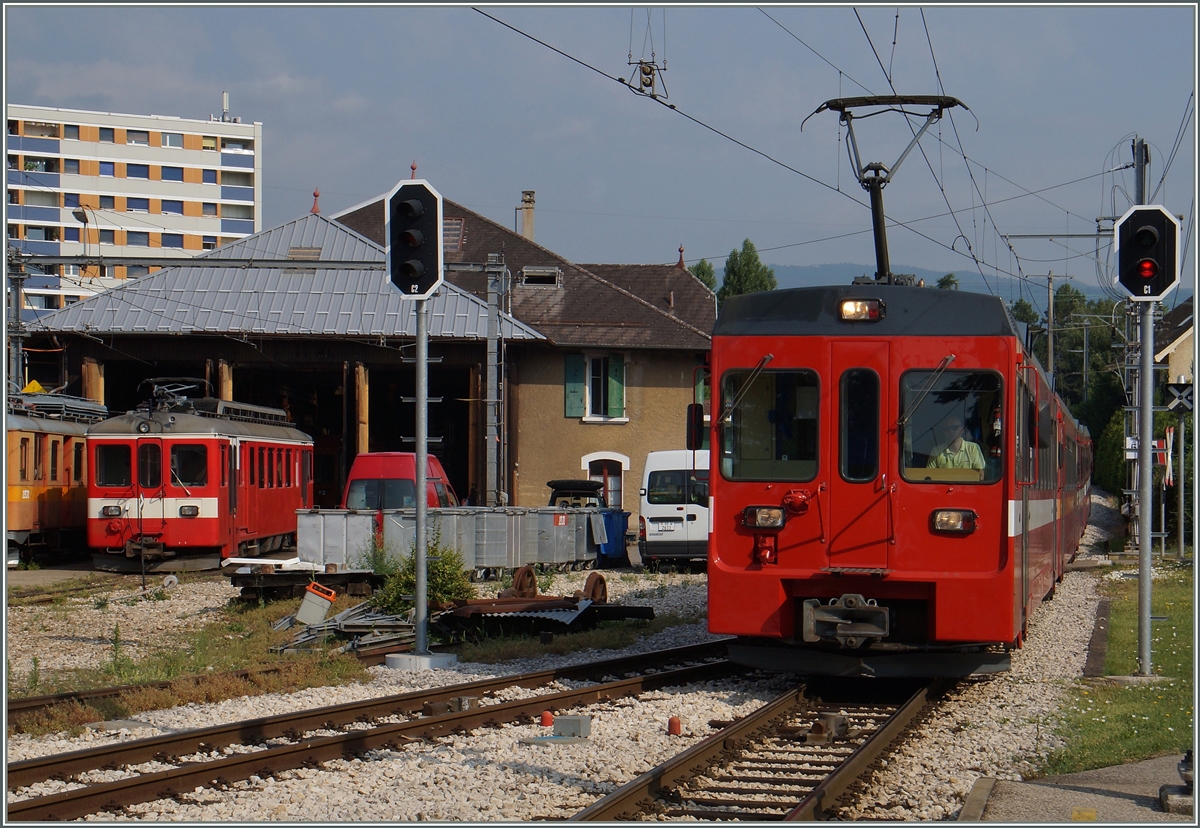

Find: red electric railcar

[694,285,1091,677]
[87,380,314,572]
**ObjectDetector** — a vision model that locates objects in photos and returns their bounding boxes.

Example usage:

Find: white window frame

[581,351,628,424]
[162,132,183,148]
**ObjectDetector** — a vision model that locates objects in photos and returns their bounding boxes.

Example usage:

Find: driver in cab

[927,416,986,479]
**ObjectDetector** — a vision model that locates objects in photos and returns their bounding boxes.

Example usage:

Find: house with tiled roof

[334,192,716,514]
[1156,298,1193,384]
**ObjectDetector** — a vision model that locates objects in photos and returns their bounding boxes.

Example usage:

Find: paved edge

[958,776,995,821]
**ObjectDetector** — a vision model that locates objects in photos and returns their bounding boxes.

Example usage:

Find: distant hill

[766,263,1191,304]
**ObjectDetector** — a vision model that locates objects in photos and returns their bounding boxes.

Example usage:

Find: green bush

[370,535,476,615]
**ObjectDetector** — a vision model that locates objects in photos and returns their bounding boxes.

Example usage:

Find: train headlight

[179,505,200,518]
[840,299,885,321]
[742,506,786,529]
[101,505,122,517]
[932,509,977,534]
[137,421,152,433]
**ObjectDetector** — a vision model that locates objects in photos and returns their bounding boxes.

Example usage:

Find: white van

[637,450,710,568]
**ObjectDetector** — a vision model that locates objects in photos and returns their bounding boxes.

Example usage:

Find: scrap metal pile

[271,567,652,655]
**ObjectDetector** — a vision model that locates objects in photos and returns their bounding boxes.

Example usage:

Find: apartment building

[6,103,262,309]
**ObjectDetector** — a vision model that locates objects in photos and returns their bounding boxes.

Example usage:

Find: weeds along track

[6,640,732,822]
[571,677,946,821]
[7,644,432,730]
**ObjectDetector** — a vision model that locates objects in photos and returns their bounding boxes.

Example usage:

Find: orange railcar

[7,393,108,567]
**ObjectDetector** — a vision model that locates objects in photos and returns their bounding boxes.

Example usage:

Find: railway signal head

[386,179,443,298]
[1114,205,1180,301]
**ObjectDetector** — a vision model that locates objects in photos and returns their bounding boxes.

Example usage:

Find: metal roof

[27,214,543,341]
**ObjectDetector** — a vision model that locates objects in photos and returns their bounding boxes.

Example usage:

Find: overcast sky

[6,4,1196,302]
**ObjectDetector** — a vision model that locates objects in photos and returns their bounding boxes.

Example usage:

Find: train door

[1015,373,1035,637]
[134,437,167,537]
[240,442,259,541]
[827,342,890,569]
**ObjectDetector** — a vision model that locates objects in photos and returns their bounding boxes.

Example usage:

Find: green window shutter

[607,353,625,418]
[564,353,585,417]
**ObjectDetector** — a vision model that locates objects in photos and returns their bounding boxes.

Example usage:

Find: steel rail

[571,679,940,821]
[7,640,728,791]
[783,680,941,820]
[7,658,735,821]
[570,685,809,821]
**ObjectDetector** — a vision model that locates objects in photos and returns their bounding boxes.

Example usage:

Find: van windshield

[345,478,417,510]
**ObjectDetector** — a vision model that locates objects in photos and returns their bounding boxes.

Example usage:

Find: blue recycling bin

[598,509,631,567]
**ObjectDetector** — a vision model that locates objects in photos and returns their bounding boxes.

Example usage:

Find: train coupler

[124,539,171,559]
[801,593,889,648]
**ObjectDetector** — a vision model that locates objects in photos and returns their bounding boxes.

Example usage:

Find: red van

[341,453,459,510]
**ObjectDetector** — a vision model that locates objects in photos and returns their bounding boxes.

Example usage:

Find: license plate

[657,522,677,532]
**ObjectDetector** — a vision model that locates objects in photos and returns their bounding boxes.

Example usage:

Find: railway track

[7,640,733,821]
[571,677,945,821]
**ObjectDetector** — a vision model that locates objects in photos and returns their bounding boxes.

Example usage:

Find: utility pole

[7,249,28,392]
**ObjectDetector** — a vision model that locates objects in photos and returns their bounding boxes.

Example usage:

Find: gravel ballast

[6,491,1125,820]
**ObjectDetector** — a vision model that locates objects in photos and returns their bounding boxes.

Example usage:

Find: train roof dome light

[840,299,885,321]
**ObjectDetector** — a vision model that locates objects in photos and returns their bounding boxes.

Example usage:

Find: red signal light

[1137,259,1159,279]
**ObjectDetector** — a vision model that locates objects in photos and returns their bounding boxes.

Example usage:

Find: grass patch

[453,614,700,664]
[1038,561,1193,776]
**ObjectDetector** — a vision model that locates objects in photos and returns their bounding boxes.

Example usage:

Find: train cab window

[95,444,132,487]
[74,442,84,483]
[19,437,30,481]
[839,369,879,482]
[719,369,819,481]
[900,370,1002,484]
[138,443,162,488]
[50,439,60,482]
[170,445,208,487]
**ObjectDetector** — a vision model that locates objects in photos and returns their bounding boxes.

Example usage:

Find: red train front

[87,380,314,572]
[699,285,1091,677]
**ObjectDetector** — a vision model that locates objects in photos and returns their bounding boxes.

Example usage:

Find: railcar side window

[33,434,45,480]
[899,370,1002,484]
[720,369,819,481]
[95,445,132,487]
[19,437,30,481]
[138,443,162,488]
[74,442,84,483]
[840,369,879,482]
[50,440,60,482]
[170,445,208,487]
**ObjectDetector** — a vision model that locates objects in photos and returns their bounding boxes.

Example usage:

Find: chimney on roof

[518,191,535,242]
[677,244,685,268]
[311,188,320,214]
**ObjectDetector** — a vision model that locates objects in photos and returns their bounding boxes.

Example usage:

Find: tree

[691,259,717,293]
[936,273,959,290]
[1009,298,1041,325]
[716,239,776,307]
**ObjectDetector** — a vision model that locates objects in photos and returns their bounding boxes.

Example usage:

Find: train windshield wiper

[171,468,192,496]
[719,354,774,423]
[896,354,956,428]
